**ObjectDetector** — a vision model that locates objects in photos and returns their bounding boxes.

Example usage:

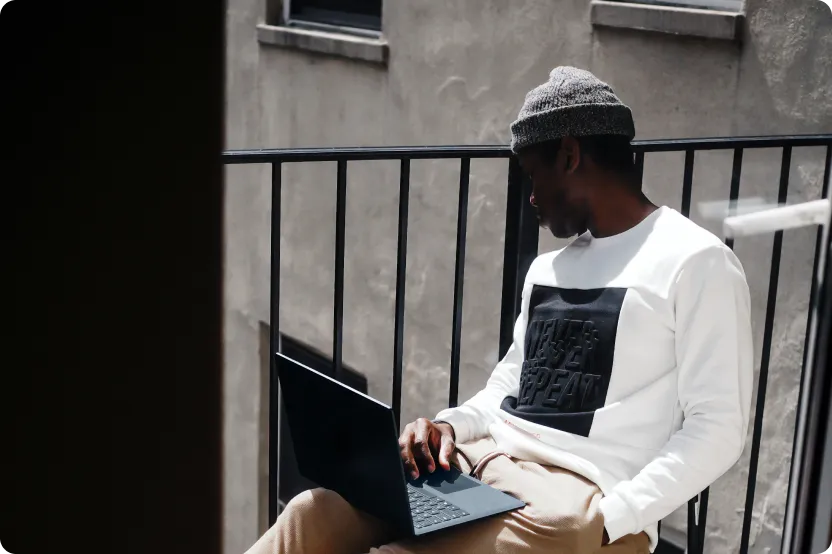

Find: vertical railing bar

[499,158,540,360]
[635,151,645,188]
[782,143,832,554]
[798,144,832,365]
[516,171,539,322]
[687,497,700,554]
[739,146,792,554]
[268,162,282,526]
[333,160,347,381]
[392,159,410,432]
[681,149,695,217]
[726,148,744,250]
[698,488,710,551]
[499,158,524,358]
[681,147,697,550]
[449,158,471,409]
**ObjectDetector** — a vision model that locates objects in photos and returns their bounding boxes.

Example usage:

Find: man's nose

[530,193,537,207]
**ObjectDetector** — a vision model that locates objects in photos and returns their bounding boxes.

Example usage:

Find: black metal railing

[222,134,832,554]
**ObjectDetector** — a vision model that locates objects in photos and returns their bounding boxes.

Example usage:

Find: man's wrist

[432,419,455,440]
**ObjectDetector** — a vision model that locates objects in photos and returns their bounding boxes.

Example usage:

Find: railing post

[725,148,744,251]
[392,159,410,431]
[687,497,700,554]
[499,157,539,359]
[334,160,347,381]
[268,162,282,526]
[681,150,695,217]
[449,158,471,409]
[634,150,645,188]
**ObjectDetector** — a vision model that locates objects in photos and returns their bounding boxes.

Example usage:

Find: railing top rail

[221,145,511,164]
[633,134,832,152]
[222,134,832,164]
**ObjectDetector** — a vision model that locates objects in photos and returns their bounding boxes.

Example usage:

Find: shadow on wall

[274,333,369,513]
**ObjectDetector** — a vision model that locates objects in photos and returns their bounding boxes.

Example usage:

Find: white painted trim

[723,199,830,237]
[257,23,389,65]
[630,0,742,11]
[590,1,742,41]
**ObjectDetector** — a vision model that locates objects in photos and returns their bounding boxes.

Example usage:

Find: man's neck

[587,186,657,239]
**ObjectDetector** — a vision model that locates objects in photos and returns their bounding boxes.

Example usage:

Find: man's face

[518,142,590,239]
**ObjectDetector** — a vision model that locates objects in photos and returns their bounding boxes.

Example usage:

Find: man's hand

[398,418,456,480]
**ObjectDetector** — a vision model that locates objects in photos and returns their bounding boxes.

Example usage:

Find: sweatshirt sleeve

[599,246,754,543]
[434,284,530,445]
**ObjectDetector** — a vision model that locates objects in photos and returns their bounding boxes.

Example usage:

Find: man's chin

[539,218,579,239]
[549,226,578,240]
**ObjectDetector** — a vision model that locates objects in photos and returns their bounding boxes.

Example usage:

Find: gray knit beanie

[510,66,635,153]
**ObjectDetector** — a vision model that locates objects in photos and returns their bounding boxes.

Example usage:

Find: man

[246,67,753,554]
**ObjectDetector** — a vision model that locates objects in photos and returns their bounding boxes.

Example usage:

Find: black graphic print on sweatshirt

[501,285,626,437]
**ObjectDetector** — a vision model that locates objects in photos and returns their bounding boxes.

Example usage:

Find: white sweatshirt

[435,206,753,551]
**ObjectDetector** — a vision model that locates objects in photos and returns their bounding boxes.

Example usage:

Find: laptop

[276,353,525,536]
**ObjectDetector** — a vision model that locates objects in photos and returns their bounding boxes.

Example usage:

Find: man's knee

[247,489,351,554]
[282,488,345,523]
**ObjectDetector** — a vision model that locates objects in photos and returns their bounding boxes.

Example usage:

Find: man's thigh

[376,439,611,554]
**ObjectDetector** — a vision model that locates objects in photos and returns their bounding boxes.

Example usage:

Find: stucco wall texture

[224,1,832,553]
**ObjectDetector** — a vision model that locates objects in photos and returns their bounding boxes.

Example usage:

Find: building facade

[224,1,832,553]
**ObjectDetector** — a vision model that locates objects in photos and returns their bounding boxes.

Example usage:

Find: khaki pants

[245,437,650,554]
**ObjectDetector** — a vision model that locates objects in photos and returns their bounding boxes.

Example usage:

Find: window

[284,0,382,33]
[613,0,742,11]
[259,0,388,65]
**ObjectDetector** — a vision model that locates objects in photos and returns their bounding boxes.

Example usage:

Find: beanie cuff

[510,103,635,153]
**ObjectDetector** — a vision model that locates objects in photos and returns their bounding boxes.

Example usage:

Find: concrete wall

[223,1,832,553]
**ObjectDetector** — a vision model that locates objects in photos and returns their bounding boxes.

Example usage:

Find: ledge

[590,1,742,41]
[257,23,389,65]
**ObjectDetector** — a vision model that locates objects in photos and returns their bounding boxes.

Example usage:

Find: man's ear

[561,136,581,174]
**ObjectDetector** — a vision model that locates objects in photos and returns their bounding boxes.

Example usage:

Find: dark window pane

[290,0,382,30]
[297,0,380,17]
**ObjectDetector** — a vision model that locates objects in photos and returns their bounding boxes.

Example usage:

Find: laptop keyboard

[407,485,469,529]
